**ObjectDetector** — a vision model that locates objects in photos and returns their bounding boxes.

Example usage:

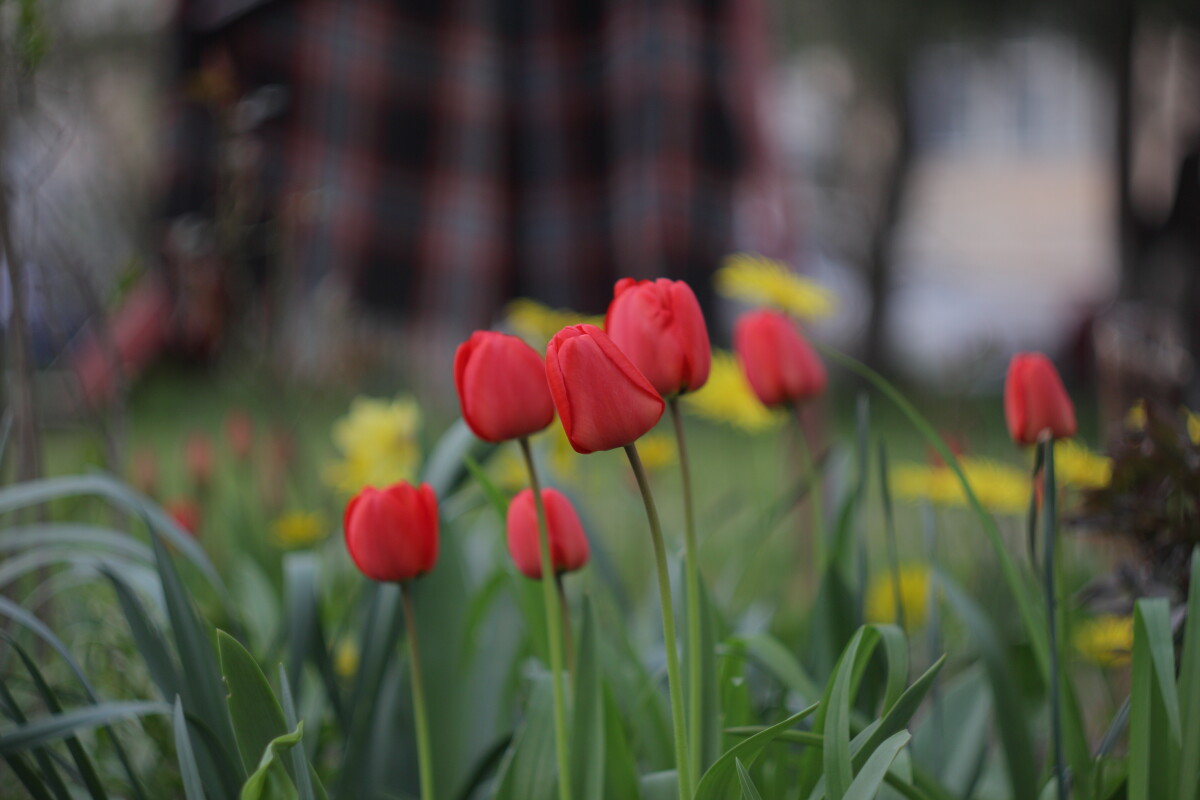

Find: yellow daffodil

[1055,440,1112,490]
[504,298,604,350]
[865,565,932,630]
[271,510,327,549]
[715,253,836,320]
[636,432,677,471]
[1072,615,1133,667]
[891,457,1030,515]
[683,350,785,433]
[324,396,422,495]
[334,638,360,678]
[1185,408,1200,445]
[1125,400,1146,431]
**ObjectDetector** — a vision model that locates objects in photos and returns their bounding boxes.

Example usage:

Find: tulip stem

[554,572,576,676]
[625,443,694,800]
[399,582,434,800]
[793,405,824,575]
[669,398,704,780]
[518,437,573,800]
[1040,438,1067,800]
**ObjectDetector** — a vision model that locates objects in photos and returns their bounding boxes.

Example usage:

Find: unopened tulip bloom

[734,310,827,407]
[343,483,439,583]
[545,324,665,454]
[455,331,555,443]
[605,278,711,397]
[507,488,590,579]
[166,498,202,537]
[184,433,215,487]
[1005,353,1076,445]
[225,411,254,460]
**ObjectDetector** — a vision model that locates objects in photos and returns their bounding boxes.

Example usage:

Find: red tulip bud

[343,483,439,583]
[166,498,202,537]
[733,310,827,407]
[225,410,254,460]
[454,331,555,443]
[545,324,665,454]
[1004,353,1076,445]
[506,488,590,579]
[184,433,215,487]
[605,278,711,397]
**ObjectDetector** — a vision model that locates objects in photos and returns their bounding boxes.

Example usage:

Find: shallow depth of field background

[1,0,1199,797]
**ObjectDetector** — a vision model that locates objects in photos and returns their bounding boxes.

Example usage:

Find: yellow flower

[324,396,422,495]
[504,298,604,350]
[1072,615,1133,667]
[1125,400,1146,431]
[546,422,581,482]
[683,350,785,433]
[636,432,677,471]
[271,511,327,549]
[715,253,836,320]
[1185,408,1200,445]
[891,457,1030,515]
[865,565,932,630]
[1055,440,1111,490]
[334,638,360,678]
[489,449,529,493]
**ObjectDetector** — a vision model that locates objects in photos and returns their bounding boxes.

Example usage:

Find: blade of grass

[174,697,207,800]
[814,343,1050,679]
[735,758,764,800]
[1176,547,1200,800]
[844,730,911,800]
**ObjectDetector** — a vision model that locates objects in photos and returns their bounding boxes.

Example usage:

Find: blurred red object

[71,277,173,408]
[225,410,254,460]
[166,498,202,536]
[129,448,159,496]
[185,433,215,488]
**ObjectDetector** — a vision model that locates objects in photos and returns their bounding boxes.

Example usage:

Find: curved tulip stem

[518,437,573,800]
[669,397,703,780]
[554,571,576,676]
[625,442,694,800]
[399,582,434,800]
[793,404,824,575]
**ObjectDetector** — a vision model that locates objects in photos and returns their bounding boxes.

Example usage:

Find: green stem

[519,438,573,800]
[1041,439,1067,800]
[554,571,576,677]
[793,405,824,575]
[399,583,434,800]
[669,398,704,780]
[625,443,694,800]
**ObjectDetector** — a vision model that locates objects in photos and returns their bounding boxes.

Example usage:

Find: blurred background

[1,0,1198,478]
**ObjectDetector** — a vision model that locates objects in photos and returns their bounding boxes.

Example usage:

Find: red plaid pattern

[169,0,762,328]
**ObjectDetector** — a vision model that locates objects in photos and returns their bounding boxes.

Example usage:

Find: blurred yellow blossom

[715,253,836,320]
[865,565,932,629]
[489,449,529,493]
[271,511,327,549]
[546,422,581,481]
[505,298,603,349]
[683,350,785,433]
[1072,615,1133,667]
[1055,440,1111,490]
[324,396,422,495]
[892,457,1030,515]
[636,432,677,471]
[1186,408,1200,445]
[334,638,360,678]
[1125,400,1146,431]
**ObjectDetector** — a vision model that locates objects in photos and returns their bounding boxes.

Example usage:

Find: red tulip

[184,433,215,487]
[225,411,254,460]
[604,278,711,397]
[733,310,827,407]
[506,488,590,579]
[454,331,555,443]
[545,324,665,454]
[1004,353,1076,445]
[166,498,202,537]
[344,483,439,583]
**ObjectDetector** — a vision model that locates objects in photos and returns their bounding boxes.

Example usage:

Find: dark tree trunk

[862,72,915,371]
